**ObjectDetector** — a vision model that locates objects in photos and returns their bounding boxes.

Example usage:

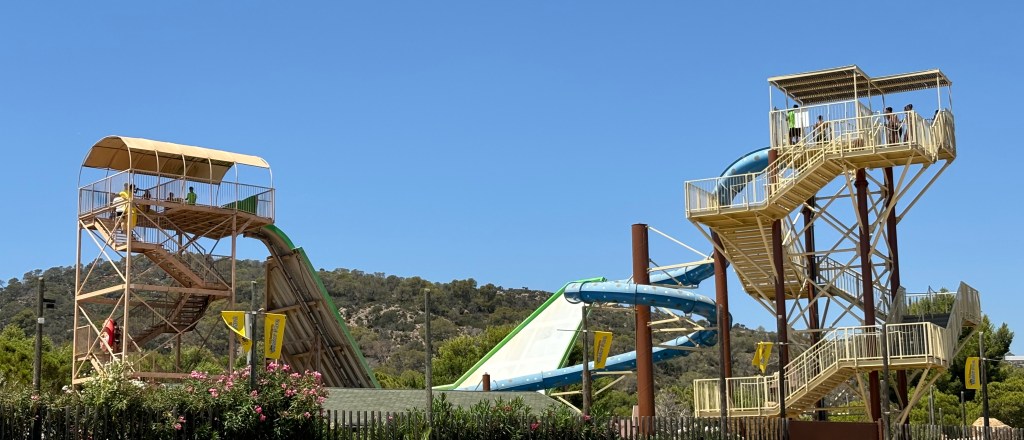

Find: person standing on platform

[113,183,137,236]
[112,183,129,219]
[141,190,152,213]
[185,187,198,205]
[885,107,900,144]
[788,105,801,145]
[903,103,914,142]
[814,115,831,144]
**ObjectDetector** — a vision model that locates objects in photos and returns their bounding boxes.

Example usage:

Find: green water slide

[249,225,379,388]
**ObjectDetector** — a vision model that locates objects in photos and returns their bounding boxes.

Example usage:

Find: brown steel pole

[803,199,826,421]
[772,219,789,420]
[711,232,732,378]
[769,148,789,420]
[711,231,731,428]
[856,169,882,422]
[884,167,909,412]
[632,224,655,429]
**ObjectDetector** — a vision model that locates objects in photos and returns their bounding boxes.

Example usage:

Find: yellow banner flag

[965,356,981,390]
[263,313,287,360]
[221,311,251,353]
[752,342,774,374]
[592,331,613,369]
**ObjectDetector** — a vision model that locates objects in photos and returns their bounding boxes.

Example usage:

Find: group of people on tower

[785,103,923,146]
[111,183,199,222]
[786,105,836,145]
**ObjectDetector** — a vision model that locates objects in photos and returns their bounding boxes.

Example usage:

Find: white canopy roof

[82,136,270,183]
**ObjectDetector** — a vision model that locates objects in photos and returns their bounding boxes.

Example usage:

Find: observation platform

[685,112,956,227]
[78,136,275,241]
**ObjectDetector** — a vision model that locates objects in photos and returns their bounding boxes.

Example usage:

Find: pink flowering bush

[162,361,328,438]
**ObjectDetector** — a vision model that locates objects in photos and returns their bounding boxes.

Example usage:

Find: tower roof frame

[81,136,271,185]
[769,65,951,106]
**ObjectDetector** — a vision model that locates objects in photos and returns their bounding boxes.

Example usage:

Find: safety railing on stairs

[178,253,231,288]
[694,322,943,417]
[693,282,978,417]
[935,283,980,364]
[685,110,952,216]
[784,323,944,398]
[817,256,894,321]
[693,374,780,417]
[933,110,956,157]
[899,291,956,321]
[888,287,908,324]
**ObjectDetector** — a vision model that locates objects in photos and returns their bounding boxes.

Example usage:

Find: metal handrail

[685,110,952,216]
[78,172,274,220]
[817,256,892,319]
[693,282,979,417]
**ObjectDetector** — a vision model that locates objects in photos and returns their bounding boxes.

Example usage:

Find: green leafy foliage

[905,314,1017,426]
[432,324,516,385]
[0,325,70,392]
[3,261,1021,426]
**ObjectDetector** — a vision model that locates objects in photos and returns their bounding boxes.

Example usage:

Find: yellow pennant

[752,342,774,374]
[221,311,251,353]
[263,313,288,360]
[592,331,613,370]
[965,356,981,390]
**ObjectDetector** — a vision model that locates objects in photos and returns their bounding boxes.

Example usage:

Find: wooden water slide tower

[74,136,274,384]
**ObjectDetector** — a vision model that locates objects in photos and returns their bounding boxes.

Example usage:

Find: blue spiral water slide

[447,148,770,392]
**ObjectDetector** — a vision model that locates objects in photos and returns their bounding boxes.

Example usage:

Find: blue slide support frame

[460,148,770,392]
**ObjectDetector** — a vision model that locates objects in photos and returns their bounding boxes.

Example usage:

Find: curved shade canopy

[83,136,270,183]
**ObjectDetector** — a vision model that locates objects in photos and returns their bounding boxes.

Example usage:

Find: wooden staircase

[85,217,229,347]
[142,245,216,289]
[133,294,213,346]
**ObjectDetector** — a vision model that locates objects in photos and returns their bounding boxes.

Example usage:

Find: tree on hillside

[939,316,1014,399]
[906,313,1015,425]
[0,325,71,392]
[431,324,516,386]
[988,365,1024,427]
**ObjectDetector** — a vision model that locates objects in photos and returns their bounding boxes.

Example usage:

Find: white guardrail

[694,282,979,417]
[684,110,955,216]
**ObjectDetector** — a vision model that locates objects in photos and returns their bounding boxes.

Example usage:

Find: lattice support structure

[73,136,274,384]
[684,66,962,420]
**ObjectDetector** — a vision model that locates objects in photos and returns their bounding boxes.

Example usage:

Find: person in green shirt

[787,104,801,145]
[185,186,198,205]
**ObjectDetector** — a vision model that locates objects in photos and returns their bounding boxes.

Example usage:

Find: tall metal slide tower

[685,66,981,423]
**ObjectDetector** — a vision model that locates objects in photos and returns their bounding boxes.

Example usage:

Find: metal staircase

[683,69,960,419]
[686,112,956,301]
[693,282,980,417]
[688,111,955,222]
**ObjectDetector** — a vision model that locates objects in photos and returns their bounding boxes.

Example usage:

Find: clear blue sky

[2,2,1022,351]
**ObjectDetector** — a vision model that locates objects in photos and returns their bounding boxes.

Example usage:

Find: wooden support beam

[78,283,230,302]
[268,301,320,315]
